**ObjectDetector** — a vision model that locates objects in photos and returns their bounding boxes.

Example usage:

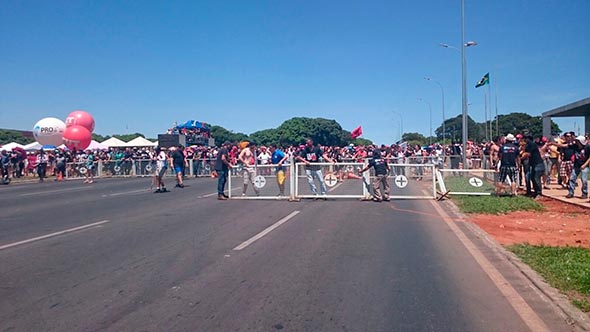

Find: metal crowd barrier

[228,164,294,200]
[294,162,369,199]
[437,168,497,196]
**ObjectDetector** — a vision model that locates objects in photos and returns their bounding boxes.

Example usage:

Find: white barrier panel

[373,164,436,199]
[295,162,368,199]
[437,169,497,195]
[228,164,293,200]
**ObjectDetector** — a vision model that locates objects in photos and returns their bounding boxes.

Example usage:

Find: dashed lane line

[233,211,300,251]
[0,220,110,251]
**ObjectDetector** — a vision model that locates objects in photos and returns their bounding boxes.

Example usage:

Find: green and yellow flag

[475,73,490,88]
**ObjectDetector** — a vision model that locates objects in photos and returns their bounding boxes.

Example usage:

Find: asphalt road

[0,177,577,331]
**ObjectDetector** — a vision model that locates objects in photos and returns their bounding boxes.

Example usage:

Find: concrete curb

[441,199,590,331]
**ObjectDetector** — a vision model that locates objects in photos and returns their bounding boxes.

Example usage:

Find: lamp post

[418,98,433,145]
[424,77,445,143]
[391,110,404,142]
[440,33,477,167]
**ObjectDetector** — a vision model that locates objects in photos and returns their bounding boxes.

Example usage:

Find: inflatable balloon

[62,125,92,150]
[66,110,95,132]
[33,117,66,146]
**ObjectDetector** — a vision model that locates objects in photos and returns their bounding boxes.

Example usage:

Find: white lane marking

[426,191,551,332]
[0,220,110,251]
[233,211,300,251]
[20,187,89,197]
[102,189,148,197]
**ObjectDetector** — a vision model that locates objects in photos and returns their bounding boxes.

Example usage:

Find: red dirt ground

[468,197,590,248]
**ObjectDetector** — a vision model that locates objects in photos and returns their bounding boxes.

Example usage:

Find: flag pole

[488,81,492,141]
[494,72,499,137]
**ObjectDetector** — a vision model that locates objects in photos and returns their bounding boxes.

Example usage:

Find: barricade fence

[437,168,497,196]
[228,164,294,200]
[295,162,369,199]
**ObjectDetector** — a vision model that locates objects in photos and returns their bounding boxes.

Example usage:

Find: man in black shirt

[171,145,187,188]
[214,141,233,200]
[522,135,545,198]
[496,134,519,196]
[567,136,589,199]
[360,147,390,202]
[295,138,334,198]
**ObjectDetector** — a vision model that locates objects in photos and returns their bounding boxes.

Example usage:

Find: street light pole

[424,77,445,143]
[418,98,433,145]
[461,0,468,168]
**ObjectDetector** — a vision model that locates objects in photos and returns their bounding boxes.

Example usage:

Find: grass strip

[508,244,590,312]
[452,195,544,214]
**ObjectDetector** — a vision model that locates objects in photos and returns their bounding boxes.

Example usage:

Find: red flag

[351,126,363,139]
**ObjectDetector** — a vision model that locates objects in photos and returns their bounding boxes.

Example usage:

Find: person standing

[214,141,233,200]
[35,149,49,182]
[84,150,95,184]
[171,145,187,188]
[359,148,390,202]
[55,150,66,181]
[522,135,545,198]
[238,142,259,196]
[154,146,168,193]
[295,138,334,199]
[270,144,289,196]
[495,134,519,196]
[567,136,589,199]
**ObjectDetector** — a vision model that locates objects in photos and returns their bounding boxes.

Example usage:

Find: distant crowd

[1,131,589,203]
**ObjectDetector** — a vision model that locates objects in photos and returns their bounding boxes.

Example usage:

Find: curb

[541,193,590,210]
[441,199,590,331]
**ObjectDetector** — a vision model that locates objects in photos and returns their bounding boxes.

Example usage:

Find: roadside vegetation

[452,195,544,214]
[509,244,590,312]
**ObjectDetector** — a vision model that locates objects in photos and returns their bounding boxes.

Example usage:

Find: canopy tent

[0,142,25,151]
[86,140,108,150]
[101,137,127,147]
[176,120,209,131]
[23,142,43,151]
[125,136,157,147]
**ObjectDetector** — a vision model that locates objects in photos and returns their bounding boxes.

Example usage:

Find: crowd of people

[2,132,589,204]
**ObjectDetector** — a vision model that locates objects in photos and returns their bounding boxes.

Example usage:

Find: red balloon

[63,125,92,150]
[66,110,95,132]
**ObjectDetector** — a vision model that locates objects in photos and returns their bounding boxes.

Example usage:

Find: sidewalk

[542,183,590,209]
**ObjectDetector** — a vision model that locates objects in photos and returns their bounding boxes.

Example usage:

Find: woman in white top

[154,147,168,193]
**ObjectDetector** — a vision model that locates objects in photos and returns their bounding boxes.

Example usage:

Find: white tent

[125,137,157,147]
[86,140,108,150]
[0,142,25,151]
[23,142,43,151]
[101,137,127,147]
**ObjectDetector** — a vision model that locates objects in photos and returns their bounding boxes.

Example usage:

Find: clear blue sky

[1,0,588,144]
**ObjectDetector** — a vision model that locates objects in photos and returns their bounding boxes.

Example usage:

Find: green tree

[249,128,279,146]
[0,129,35,145]
[495,113,560,137]
[402,132,427,146]
[210,125,248,145]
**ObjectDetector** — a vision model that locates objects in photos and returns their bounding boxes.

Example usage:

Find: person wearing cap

[238,142,260,196]
[567,136,589,199]
[214,141,233,199]
[496,134,519,196]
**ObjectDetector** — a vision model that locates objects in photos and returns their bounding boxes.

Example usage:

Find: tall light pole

[424,77,445,143]
[391,110,403,142]
[440,34,477,167]
[418,98,433,145]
